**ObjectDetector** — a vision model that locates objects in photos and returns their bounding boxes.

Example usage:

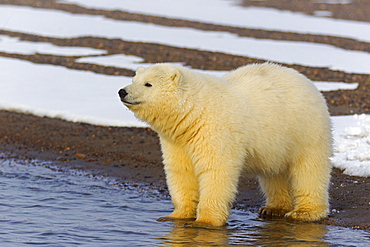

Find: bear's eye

[144,82,152,87]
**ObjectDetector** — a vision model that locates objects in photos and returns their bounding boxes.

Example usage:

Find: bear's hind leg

[158,139,199,221]
[258,173,294,218]
[286,153,330,221]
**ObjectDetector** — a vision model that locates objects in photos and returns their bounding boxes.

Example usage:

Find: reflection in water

[157,213,331,246]
[247,220,328,246]
[0,157,368,246]
[158,220,230,246]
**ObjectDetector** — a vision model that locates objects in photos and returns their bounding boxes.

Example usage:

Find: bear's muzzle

[118,88,128,100]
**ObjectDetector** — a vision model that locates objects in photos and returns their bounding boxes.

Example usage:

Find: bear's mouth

[122,100,140,106]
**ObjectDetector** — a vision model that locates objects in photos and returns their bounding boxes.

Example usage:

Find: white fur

[120,63,332,226]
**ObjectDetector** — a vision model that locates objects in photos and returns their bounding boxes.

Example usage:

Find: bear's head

[118,64,186,126]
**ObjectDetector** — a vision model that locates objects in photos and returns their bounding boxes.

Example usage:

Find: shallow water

[0,158,368,246]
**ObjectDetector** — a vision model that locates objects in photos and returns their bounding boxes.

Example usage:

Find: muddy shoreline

[0,110,369,231]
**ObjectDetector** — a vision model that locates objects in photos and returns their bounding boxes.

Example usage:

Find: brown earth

[0,0,369,231]
[239,0,370,23]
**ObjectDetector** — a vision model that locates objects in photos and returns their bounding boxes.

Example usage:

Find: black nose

[118,89,128,99]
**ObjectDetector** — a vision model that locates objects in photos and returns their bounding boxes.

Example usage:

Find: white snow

[58,0,370,42]
[0,5,369,73]
[0,56,146,127]
[312,82,358,91]
[76,54,149,70]
[0,35,106,56]
[331,115,370,177]
[76,55,359,91]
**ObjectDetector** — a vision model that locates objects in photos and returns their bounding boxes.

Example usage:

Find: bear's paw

[258,206,290,218]
[284,209,327,222]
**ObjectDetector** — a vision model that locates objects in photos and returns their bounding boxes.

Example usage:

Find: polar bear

[118,63,332,227]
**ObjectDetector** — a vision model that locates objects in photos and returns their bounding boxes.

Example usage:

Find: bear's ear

[171,70,183,86]
[135,67,145,75]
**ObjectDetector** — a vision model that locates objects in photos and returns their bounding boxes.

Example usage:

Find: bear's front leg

[194,155,242,227]
[157,138,199,221]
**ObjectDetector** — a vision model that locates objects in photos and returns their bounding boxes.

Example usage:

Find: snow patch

[332,114,370,177]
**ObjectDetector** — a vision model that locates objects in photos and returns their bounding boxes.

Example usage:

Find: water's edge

[0,154,369,246]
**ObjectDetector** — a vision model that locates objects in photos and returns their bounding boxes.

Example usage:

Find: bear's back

[223,63,324,113]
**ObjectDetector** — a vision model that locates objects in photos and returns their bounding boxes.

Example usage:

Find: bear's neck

[145,102,202,143]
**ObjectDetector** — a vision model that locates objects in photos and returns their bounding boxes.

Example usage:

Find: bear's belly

[243,155,287,176]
